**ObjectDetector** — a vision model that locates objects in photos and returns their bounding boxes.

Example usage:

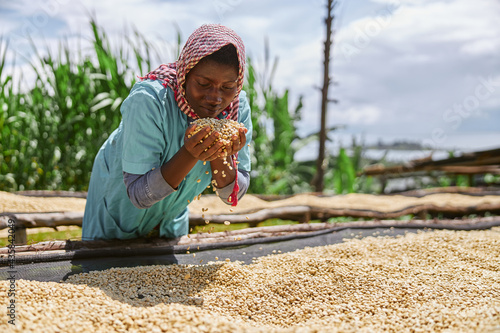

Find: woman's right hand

[184,124,225,161]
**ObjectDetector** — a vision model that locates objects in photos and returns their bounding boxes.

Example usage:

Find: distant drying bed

[2,229,499,332]
[2,190,500,214]
[190,192,500,215]
[0,191,86,213]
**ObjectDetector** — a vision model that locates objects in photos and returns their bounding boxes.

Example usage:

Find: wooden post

[380,176,387,194]
[315,0,337,192]
[248,221,260,228]
[299,210,311,223]
[14,226,27,245]
[0,216,27,245]
[468,174,474,186]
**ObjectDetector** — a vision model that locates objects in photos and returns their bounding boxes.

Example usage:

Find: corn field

[0,20,367,195]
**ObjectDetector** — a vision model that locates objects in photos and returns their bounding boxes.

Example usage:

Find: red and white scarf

[139,24,246,205]
[139,24,245,121]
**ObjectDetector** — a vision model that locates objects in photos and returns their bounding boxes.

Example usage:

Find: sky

[1,0,499,161]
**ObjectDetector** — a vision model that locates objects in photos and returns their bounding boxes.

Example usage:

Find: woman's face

[184,59,239,119]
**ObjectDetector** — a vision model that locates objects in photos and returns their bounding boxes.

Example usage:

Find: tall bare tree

[314,0,337,192]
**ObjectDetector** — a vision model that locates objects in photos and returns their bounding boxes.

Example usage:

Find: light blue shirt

[82,80,252,240]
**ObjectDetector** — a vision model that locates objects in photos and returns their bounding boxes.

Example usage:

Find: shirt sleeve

[215,169,250,205]
[123,168,177,209]
[235,90,253,172]
[215,91,253,205]
[120,82,168,175]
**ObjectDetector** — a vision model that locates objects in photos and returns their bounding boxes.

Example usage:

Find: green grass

[192,218,300,234]
[257,218,300,227]
[1,211,495,247]
[0,216,415,247]
[0,219,304,246]
[192,222,251,234]
[326,216,360,223]
[0,227,82,247]
[27,228,82,244]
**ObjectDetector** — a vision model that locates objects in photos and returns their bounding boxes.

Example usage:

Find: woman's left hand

[222,127,247,157]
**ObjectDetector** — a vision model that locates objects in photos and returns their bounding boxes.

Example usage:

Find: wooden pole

[315,0,336,192]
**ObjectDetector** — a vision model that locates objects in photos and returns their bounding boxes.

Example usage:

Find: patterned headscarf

[139,24,246,121]
[139,24,246,206]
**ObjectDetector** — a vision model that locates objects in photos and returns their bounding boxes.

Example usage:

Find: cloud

[331,104,382,125]
[325,0,500,150]
[2,0,499,152]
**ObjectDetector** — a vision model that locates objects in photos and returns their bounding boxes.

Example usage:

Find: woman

[82,24,252,240]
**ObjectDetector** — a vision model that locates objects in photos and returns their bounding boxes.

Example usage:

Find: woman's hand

[222,127,248,157]
[184,124,225,161]
[209,127,247,189]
